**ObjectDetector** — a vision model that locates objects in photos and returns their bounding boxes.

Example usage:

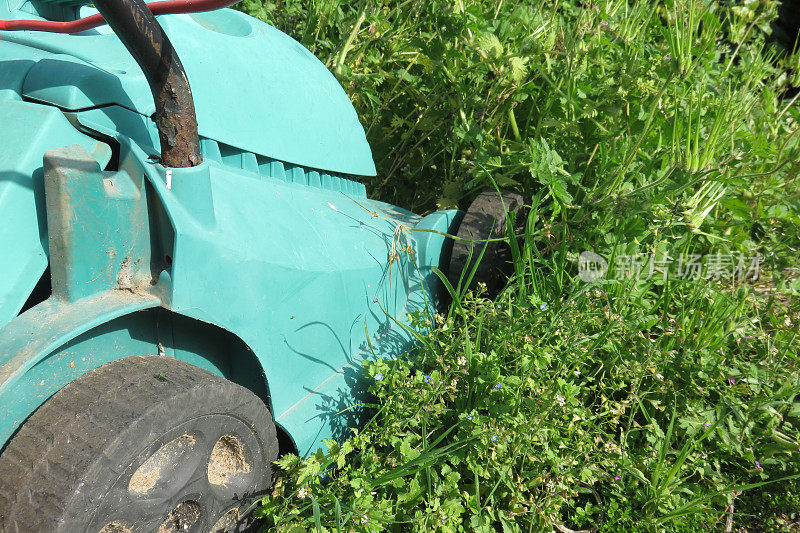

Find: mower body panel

[0,4,459,455]
[1,4,376,176]
[0,98,112,327]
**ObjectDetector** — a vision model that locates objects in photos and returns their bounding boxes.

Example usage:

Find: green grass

[239,0,800,530]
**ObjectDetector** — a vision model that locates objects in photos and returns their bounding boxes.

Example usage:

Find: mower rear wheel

[0,355,278,533]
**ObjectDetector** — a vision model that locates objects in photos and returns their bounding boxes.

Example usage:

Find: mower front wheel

[0,355,278,533]
[448,189,528,297]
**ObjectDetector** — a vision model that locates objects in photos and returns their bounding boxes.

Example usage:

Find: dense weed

[241,0,800,529]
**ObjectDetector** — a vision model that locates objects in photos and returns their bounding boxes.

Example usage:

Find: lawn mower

[0,0,521,529]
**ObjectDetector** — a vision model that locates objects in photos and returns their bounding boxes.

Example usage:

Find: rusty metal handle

[93,0,202,168]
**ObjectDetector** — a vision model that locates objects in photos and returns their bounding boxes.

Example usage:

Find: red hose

[0,0,238,33]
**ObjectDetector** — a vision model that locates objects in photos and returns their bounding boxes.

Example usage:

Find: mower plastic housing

[0,2,459,455]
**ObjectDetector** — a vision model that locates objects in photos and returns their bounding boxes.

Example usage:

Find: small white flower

[603,441,619,454]
[457,356,467,366]
[360,514,370,525]
[555,394,566,407]
[297,486,309,499]
[655,373,664,381]
[451,378,458,387]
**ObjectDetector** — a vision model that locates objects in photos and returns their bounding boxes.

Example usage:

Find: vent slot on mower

[199,138,367,197]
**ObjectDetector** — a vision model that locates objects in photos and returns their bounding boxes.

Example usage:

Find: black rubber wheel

[448,189,528,298]
[775,0,800,52]
[0,355,278,533]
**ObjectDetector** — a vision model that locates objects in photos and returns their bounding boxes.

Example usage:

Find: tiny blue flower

[540,302,547,311]
[491,434,498,442]
[466,414,474,421]
[374,373,383,381]
[496,304,503,309]
[424,375,431,383]
[493,383,502,390]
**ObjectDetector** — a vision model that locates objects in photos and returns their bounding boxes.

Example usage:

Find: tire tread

[0,355,277,533]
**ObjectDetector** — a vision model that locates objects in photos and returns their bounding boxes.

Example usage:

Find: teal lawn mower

[0,0,523,529]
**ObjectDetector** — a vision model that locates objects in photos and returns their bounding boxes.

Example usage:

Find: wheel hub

[92,415,264,533]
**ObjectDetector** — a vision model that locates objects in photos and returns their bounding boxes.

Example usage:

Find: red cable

[0,0,238,33]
